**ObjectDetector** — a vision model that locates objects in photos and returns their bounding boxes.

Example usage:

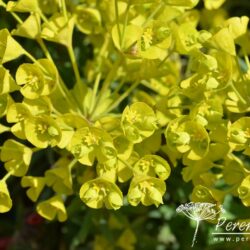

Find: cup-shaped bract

[75,7,102,35]
[36,195,67,222]
[69,126,117,167]
[56,113,89,148]
[45,158,73,195]
[173,22,201,55]
[206,27,236,56]
[0,181,12,213]
[0,66,19,95]
[204,0,226,10]
[133,155,171,180]
[6,103,31,139]
[0,94,10,118]
[6,0,39,12]
[223,155,247,187]
[37,59,59,95]
[12,14,41,39]
[165,117,210,160]
[134,22,172,60]
[225,80,250,113]
[0,29,25,64]
[121,102,158,143]
[224,16,249,41]
[228,117,250,153]
[238,175,250,207]
[80,178,123,210]
[21,176,46,202]
[191,185,223,204]
[127,176,166,207]
[16,63,45,99]
[117,152,139,183]
[24,115,62,148]
[114,135,133,161]
[0,139,32,177]
[41,14,75,47]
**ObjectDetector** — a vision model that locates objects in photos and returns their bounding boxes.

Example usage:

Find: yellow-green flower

[16,63,44,99]
[0,94,10,118]
[37,195,67,222]
[228,117,250,153]
[6,103,31,139]
[238,175,250,207]
[127,176,166,207]
[165,117,210,160]
[12,14,41,39]
[6,0,39,12]
[1,139,32,177]
[75,6,102,35]
[133,155,171,180]
[69,126,117,167]
[45,158,73,195]
[0,181,12,213]
[80,178,123,210]
[204,0,226,10]
[121,102,158,143]
[24,115,62,148]
[0,29,25,64]
[41,14,75,47]
[0,66,19,95]
[21,176,46,202]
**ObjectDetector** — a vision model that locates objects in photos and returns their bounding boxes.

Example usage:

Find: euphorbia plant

[0,0,250,225]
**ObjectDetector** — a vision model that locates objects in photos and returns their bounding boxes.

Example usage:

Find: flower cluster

[0,0,250,222]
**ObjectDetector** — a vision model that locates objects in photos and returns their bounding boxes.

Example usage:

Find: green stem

[112,78,125,96]
[37,37,53,61]
[142,2,164,28]
[67,45,82,85]
[100,58,121,94]
[121,0,131,49]
[89,73,102,114]
[1,1,24,24]
[69,158,78,170]
[32,148,42,153]
[118,157,134,171]
[106,79,140,113]
[60,0,68,21]
[114,0,122,46]
[39,10,55,30]
[229,81,247,105]
[2,171,13,182]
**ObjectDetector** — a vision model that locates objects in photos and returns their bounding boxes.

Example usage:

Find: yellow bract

[0,29,25,64]
[6,0,39,13]
[128,176,166,207]
[75,7,102,35]
[24,115,62,148]
[121,102,158,143]
[80,178,123,210]
[204,0,226,10]
[21,176,46,201]
[0,181,12,213]
[12,14,41,39]
[1,139,32,177]
[37,195,67,222]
